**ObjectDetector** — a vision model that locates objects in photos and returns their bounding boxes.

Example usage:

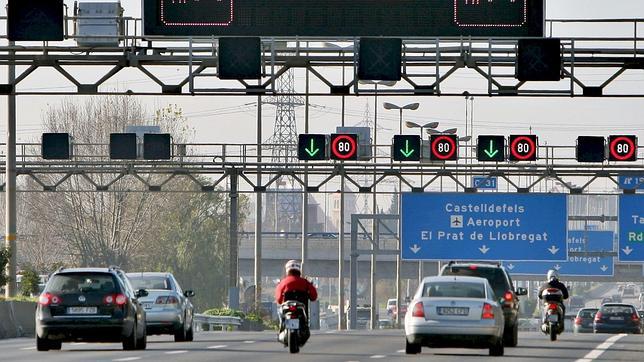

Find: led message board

[143,0,544,37]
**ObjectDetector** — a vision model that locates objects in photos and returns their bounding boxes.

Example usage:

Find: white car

[404,276,505,356]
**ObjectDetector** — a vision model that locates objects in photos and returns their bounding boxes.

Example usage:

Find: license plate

[437,307,469,316]
[610,316,623,321]
[143,303,153,309]
[285,319,300,329]
[547,314,559,322]
[67,306,97,314]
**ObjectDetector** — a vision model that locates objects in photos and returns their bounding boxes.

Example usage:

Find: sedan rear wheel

[489,337,504,356]
[504,322,518,347]
[185,321,194,342]
[405,339,421,354]
[36,336,51,352]
[174,322,187,342]
[123,323,138,350]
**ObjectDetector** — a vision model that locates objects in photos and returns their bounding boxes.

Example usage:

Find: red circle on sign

[431,135,457,160]
[609,136,636,161]
[510,136,537,161]
[331,135,357,160]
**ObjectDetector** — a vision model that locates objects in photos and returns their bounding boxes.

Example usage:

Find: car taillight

[574,317,582,325]
[481,303,494,319]
[468,265,478,270]
[632,313,640,322]
[594,312,603,322]
[548,303,558,311]
[103,295,115,304]
[39,293,61,306]
[115,294,128,306]
[289,305,297,312]
[412,302,425,318]
[504,291,513,302]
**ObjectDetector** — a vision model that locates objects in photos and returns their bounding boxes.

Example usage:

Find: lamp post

[382,101,420,329]
[383,102,420,134]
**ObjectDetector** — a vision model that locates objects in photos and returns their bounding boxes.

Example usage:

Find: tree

[19,266,40,297]
[0,247,10,289]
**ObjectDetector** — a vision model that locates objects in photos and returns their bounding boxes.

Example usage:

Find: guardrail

[193,314,242,332]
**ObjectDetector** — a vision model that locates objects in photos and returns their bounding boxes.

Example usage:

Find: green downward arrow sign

[484,140,499,158]
[400,140,415,158]
[305,138,320,157]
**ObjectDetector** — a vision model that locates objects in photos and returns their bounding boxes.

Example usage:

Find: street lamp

[383,102,420,134]
[405,121,439,138]
[427,127,458,135]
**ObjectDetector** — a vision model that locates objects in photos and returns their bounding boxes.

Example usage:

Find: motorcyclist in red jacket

[274,260,318,305]
[275,260,318,345]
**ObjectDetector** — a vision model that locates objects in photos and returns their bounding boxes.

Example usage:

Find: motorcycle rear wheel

[288,330,300,354]
[549,325,557,341]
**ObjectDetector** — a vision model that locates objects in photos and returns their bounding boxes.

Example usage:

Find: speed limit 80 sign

[330,133,358,160]
[430,134,458,161]
[509,134,538,161]
[608,135,638,161]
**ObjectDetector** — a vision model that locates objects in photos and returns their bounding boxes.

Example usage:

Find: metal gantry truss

[0,18,643,97]
[2,142,642,194]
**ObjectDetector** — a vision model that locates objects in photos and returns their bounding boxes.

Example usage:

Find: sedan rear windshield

[601,306,635,315]
[47,273,117,294]
[579,309,597,318]
[128,276,172,290]
[422,282,486,299]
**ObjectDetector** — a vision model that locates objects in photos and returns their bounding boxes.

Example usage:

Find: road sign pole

[350,215,358,330]
[338,172,345,330]
[228,170,240,310]
[254,95,262,312]
[302,68,309,276]
[5,40,17,298]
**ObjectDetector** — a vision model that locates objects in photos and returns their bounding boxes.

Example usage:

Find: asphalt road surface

[2,330,643,362]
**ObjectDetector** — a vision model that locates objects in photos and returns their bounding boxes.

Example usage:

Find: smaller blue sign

[473,176,498,190]
[502,231,614,277]
[619,174,644,190]
[619,195,644,262]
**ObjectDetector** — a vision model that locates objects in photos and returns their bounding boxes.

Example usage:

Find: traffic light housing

[358,38,402,81]
[298,134,327,161]
[392,135,421,161]
[429,134,458,161]
[143,133,172,160]
[576,136,605,163]
[330,134,359,160]
[608,135,638,161]
[42,133,71,160]
[517,38,561,81]
[109,133,137,160]
[477,135,505,162]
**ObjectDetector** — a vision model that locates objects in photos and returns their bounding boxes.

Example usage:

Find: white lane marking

[20,347,36,350]
[70,342,88,345]
[370,355,386,359]
[576,333,627,362]
[113,358,142,362]
[165,350,188,355]
[243,340,255,344]
[208,345,228,349]
[396,349,405,353]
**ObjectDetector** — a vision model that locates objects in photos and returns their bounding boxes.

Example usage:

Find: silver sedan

[126,272,195,342]
[404,275,505,356]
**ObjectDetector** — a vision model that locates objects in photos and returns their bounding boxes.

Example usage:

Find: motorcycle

[278,293,310,354]
[540,288,564,341]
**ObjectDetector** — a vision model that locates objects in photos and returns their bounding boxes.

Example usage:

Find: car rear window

[601,306,635,315]
[442,266,508,297]
[128,276,172,290]
[47,273,117,294]
[579,309,597,318]
[422,282,486,299]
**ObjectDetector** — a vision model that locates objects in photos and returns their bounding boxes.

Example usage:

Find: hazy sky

[1,0,643,149]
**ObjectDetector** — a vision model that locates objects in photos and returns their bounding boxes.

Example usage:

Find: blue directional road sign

[619,195,644,261]
[618,174,644,190]
[401,193,567,261]
[473,176,498,190]
[502,231,614,277]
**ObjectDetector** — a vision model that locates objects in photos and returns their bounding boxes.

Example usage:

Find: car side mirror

[184,290,195,298]
[135,289,148,298]
[516,287,528,296]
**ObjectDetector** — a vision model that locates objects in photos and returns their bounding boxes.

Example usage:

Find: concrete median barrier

[0,301,36,339]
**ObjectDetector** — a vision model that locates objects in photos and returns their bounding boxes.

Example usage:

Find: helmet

[285,260,302,274]
[547,269,559,282]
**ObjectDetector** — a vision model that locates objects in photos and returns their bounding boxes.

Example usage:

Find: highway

[2,330,643,362]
